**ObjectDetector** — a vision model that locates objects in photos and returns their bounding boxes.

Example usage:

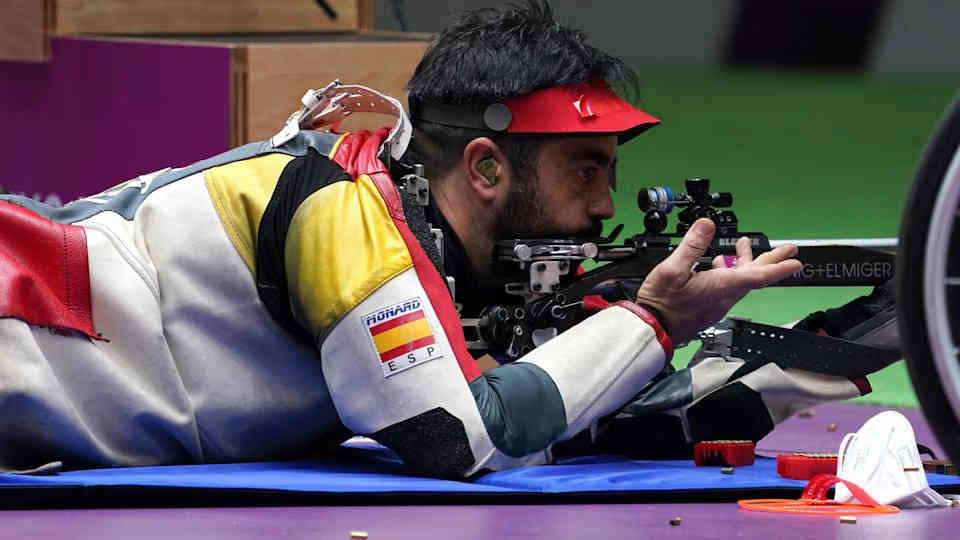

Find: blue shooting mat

[1,442,958,503]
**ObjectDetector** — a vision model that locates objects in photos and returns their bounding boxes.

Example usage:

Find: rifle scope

[637,178,732,213]
[637,178,735,234]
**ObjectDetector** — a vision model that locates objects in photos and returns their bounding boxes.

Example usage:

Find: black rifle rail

[524,233,896,304]
[476,235,897,357]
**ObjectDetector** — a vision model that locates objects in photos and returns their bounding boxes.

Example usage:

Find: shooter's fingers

[659,218,715,283]
[753,243,799,265]
[729,258,803,288]
[736,236,754,264]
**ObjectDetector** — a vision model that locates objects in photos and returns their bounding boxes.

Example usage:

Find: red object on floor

[776,453,839,480]
[694,440,756,467]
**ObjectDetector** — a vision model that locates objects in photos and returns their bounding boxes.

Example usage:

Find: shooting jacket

[0,129,673,477]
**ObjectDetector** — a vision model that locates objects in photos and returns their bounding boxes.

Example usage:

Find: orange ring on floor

[738,499,900,515]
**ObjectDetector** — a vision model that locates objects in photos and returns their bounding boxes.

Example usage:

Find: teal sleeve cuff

[469,362,567,458]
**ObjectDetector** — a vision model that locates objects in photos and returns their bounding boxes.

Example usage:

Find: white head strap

[270,80,412,162]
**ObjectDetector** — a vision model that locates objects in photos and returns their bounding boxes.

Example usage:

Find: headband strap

[410,80,660,144]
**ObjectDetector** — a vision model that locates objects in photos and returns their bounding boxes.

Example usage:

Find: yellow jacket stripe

[286,173,413,337]
[204,153,295,273]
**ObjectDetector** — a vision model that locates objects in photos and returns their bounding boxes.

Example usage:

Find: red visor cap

[501,80,660,144]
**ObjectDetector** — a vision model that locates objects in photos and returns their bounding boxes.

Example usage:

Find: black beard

[494,186,605,240]
[494,181,546,239]
[574,219,605,239]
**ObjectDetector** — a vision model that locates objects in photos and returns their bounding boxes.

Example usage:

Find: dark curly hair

[406,0,639,181]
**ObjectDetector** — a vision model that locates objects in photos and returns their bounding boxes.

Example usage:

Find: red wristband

[612,301,673,359]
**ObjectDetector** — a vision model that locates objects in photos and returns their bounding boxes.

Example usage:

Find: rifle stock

[467,179,898,356]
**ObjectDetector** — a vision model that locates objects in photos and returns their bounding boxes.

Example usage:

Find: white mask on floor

[834,410,950,508]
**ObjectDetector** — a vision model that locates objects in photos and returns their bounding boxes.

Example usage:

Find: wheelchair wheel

[898,93,960,466]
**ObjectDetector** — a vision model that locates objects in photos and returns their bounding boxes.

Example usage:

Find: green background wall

[611,72,959,407]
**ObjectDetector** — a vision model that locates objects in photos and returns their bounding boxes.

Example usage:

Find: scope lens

[637,186,675,213]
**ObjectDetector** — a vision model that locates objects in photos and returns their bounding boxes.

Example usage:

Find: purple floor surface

[0,403,956,540]
[758,402,946,459]
[0,503,957,540]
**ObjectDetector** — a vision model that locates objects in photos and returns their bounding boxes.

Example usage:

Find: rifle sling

[725,319,900,380]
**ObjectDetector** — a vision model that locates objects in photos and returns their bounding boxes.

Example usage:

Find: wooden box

[0,33,430,202]
[1,0,374,62]
[233,35,430,145]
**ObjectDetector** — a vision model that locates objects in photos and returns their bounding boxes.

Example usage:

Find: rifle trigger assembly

[469,305,539,359]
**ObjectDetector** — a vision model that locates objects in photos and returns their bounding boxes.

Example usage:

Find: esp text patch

[364,298,443,377]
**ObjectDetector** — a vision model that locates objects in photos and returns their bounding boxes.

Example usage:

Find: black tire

[897,93,960,466]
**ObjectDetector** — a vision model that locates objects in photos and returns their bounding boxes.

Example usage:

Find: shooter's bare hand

[634,218,802,344]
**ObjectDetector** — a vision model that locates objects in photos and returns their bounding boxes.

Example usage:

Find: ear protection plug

[477,157,499,186]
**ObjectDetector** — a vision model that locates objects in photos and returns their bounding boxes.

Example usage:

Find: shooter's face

[495,135,617,239]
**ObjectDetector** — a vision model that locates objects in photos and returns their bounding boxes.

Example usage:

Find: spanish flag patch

[364,298,443,377]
